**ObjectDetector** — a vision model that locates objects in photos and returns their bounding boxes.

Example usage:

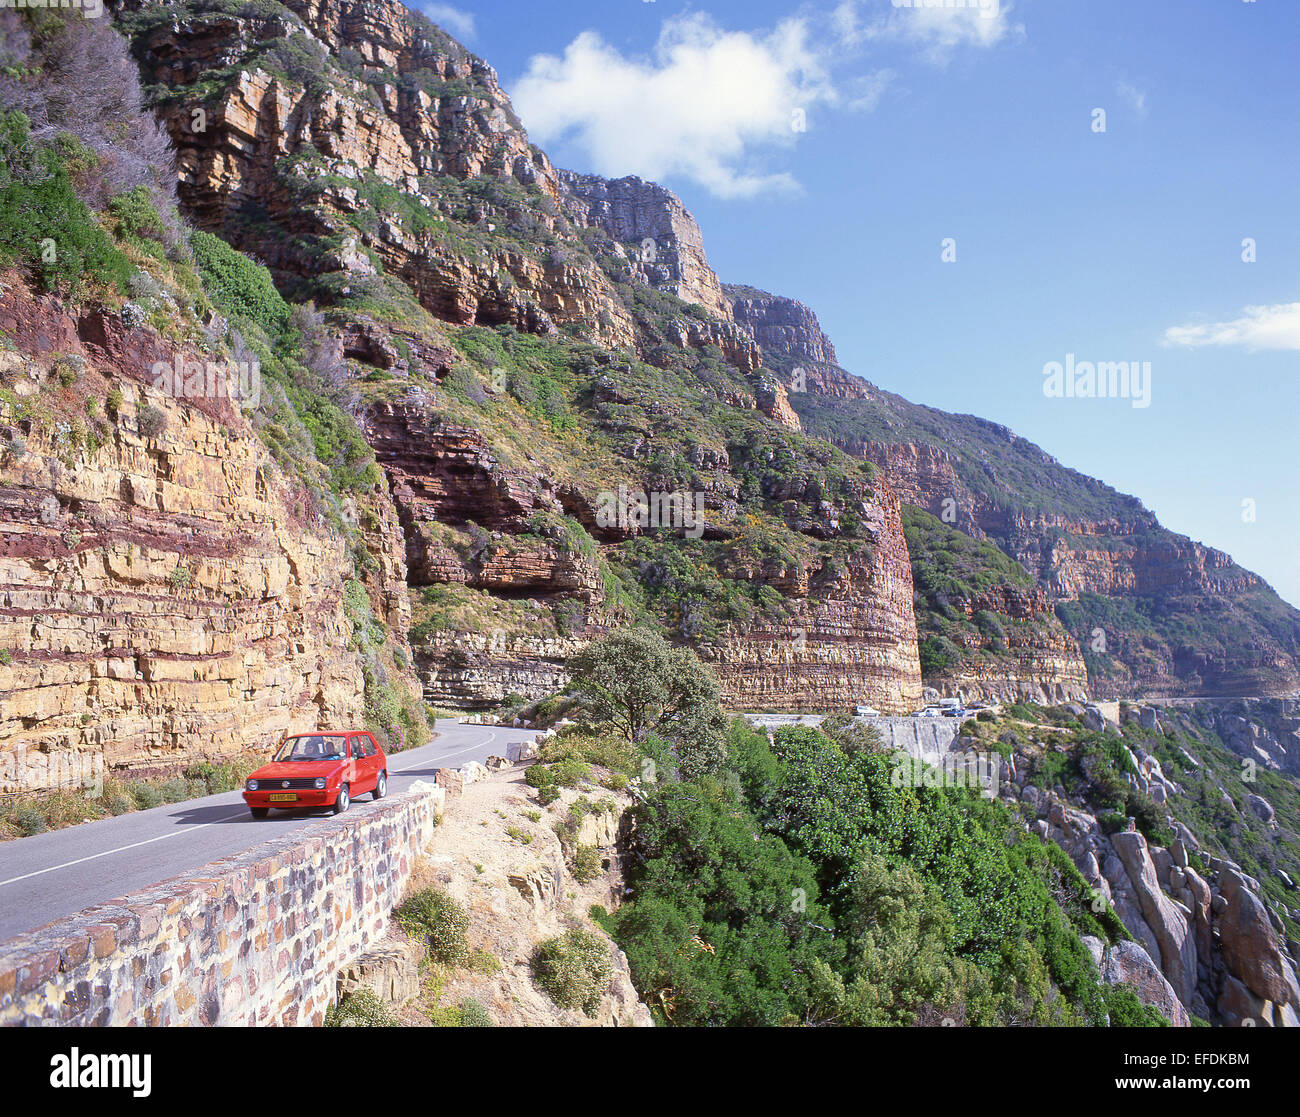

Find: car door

[351,734,376,792]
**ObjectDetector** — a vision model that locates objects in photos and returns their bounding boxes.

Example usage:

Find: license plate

[269,793,297,802]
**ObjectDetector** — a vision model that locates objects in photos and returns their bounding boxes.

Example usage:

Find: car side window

[352,735,371,758]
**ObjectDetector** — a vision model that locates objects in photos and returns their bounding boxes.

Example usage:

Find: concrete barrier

[862,716,964,766]
[0,787,440,1026]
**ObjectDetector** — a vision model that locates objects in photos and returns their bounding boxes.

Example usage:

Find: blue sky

[424,0,1300,606]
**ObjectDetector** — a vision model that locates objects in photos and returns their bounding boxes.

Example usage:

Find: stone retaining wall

[0,788,440,1026]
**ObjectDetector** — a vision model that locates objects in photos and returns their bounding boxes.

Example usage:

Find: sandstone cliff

[732,286,1300,700]
[0,280,367,789]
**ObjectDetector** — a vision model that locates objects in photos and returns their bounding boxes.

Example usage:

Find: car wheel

[334,784,350,814]
[250,807,269,819]
[373,771,387,801]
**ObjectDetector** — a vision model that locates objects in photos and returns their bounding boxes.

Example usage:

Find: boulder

[1112,830,1198,1005]
[1151,846,1174,886]
[1245,794,1275,824]
[461,761,490,784]
[1217,975,1270,1028]
[1217,868,1293,1005]
[1098,939,1190,1027]
[337,937,424,1006]
[1182,865,1213,960]
[433,767,463,798]
[1172,820,1200,852]
[1170,838,1188,869]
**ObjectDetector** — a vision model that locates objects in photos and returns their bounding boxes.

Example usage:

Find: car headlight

[247,779,259,791]
[314,778,326,789]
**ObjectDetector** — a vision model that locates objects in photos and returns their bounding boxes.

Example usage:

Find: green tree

[565,626,727,779]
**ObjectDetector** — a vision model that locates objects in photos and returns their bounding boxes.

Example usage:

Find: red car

[243,732,388,818]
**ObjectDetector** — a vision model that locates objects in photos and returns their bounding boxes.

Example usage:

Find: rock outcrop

[561,172,733,322]
[704,478,923,714]
[984,710,1300,1026]
[412,764,652,1026]
[725,285,838,368]
[0,283,373,789]
[1083,935,1190,1027]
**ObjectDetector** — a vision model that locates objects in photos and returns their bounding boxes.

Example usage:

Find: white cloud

[847,68,897,112]
[834,0,1022,64]
[420,3,475,41]
[1163,303,1300,351]
[512,14,836,199]
[1117,78,1148,117]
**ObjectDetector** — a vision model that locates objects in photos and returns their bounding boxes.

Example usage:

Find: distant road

[0,720,539,946]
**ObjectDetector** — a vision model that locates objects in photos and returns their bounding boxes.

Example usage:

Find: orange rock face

[0,285,396,791]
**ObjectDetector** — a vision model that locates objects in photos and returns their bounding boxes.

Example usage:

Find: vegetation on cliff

[0,9,427,767]
[792,378,1300,699]
[523,631,1151,1026]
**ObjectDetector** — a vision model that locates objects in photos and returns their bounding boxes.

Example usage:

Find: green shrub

[395,887,470,964]
[9,803,48,837]
[108,187,168,259]
[137,405,167,440]
[1104,984,1170,1027]
[458,998,494,1027]
[324,988,399,1027]
[572,844,602,884]
[531,930,611,1016]
[158,778,190,803]
[131,785,164,810]
[0,111,133,297]
[190,229,290,336]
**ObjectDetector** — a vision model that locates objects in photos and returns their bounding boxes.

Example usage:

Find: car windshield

[274,735,346,762]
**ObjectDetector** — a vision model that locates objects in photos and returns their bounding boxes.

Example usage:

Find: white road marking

[0,809,250,889]
[0,727,527,891]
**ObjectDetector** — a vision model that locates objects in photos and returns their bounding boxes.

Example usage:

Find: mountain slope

[727,288,1300,700]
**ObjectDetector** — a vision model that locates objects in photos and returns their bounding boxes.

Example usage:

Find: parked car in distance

[855,705,881,718]
[243,731,388,819]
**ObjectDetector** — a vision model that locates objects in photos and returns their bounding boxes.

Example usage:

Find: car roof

[286,732,356,738]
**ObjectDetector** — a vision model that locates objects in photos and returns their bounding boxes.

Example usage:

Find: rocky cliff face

[981,705,1300,1026]
[357,389,921,714]
[725,284,838,368]
[121,0,640,346]
[104,0,1300,723]
[1174,698,1300,779]
[748,294,1300,700]
[922,581,1090,706]
[0,281,368,791]
[704,478,924,713]
[561,172,733,322]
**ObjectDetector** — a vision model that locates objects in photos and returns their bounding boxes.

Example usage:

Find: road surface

[0,720,539,946]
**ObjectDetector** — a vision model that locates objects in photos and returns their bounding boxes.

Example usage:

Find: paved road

[0,720,539,946]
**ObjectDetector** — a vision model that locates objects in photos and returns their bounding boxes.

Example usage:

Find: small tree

[565,627,727,778]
